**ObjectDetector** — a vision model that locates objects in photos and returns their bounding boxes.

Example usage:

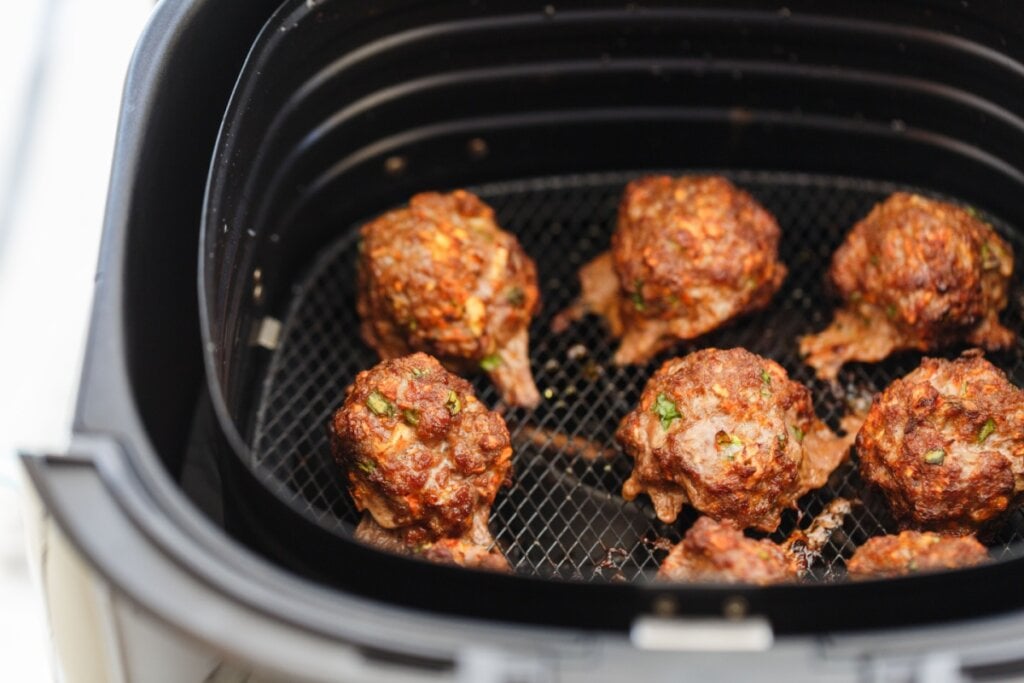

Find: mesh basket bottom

[250,170,1024,582]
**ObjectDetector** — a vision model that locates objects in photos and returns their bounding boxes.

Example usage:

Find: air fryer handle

[19,448,468,683]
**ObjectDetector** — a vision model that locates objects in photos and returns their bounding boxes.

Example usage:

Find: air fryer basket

[201,0,1024,630]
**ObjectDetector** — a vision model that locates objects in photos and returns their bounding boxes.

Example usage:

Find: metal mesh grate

[250,170,1024,582]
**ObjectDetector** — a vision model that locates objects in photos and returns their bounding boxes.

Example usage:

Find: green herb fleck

[885,304,898,320]
[401,408,420,426]
[870,254,881,266]
[716,432,743,448]
[411,367,428,378]
[791,424,805,443]
[960,381,969,397]
[505,286,526,307]
[366,390,395,418]
[406,319,418,331]
[445,390,461,416]
[760,368,772,398]
[849,291,863,303]
[630,280,646,311]
[356,460,376,474]
[907,559,919,572]
[480,353,503,371]
[715,431,744,460]
[978,418,996,443]
[653,392,682,430]
[964,205,980,219]
[981,241,1003,270]
[923,448,945,465]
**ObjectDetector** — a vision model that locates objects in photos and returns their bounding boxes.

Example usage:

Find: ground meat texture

[856,351,1024,534]
[357,190,541,407]
[846,531,988,580]
[800,193,1014,380]
[617,348,853,532]
[328,353,512,570]
[658,517,801,585]
[554,176,786,365]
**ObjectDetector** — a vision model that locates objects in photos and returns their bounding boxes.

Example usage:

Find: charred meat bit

[658,517,801,585]
[618,348,853,532]
[328,353,513,570]
[847,531,988,580]
[357,190,541,406]
[801,193,1014,380]
[555,176,787,365]
[856,351,1024,534]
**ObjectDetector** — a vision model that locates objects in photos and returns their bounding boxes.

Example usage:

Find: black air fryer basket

[201,0,1024,631]
[24,0,1024,677]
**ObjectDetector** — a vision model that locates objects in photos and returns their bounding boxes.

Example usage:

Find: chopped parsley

[411,367,429,378]
[885,304,898,320]
[630,280,645,311]
[923,448,945,465]
[791,424,805,443]
[401,408,420,426]
[981,241,1003,270]
[366,390,395,418]
[978,418,996,444]
[653,392,682,430]
[716,432,744,460]
[356,460,376,474]
[870,254,880,266]
[760,368,772,398]
[480,353,503,371]
[445,390,461,416]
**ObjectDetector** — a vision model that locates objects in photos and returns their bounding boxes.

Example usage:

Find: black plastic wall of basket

[195,0,1024,632]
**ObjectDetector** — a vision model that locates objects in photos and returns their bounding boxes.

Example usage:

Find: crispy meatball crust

[357,190,541,406]
[801,193,1014,380]
[847,531,988,580]
[618,348,852,531]
[329,353,512,569]
[555,176,787,365]
[658,517,801,585]
[856,351,1024,534]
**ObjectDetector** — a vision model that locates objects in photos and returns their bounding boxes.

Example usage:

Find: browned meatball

[800,193,1014,380]
[358,190,541,407]
[328,353,512,570]
[658,517,801,584]
[846,531,988,580]
[617,348,853,532]
[554,176,787,365]
[856,351,1024,534]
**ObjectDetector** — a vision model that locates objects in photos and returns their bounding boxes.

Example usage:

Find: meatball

[358,190,541,407]
[328,353,513,570]
[846,531,988,580]
[658,517,801,585]
[554,176,787,365]
[856,351,1024,534]
[618,348,853,532]
[800,193,1014,380]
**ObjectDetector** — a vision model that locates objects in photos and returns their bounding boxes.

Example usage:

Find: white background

[0,0,153,678]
